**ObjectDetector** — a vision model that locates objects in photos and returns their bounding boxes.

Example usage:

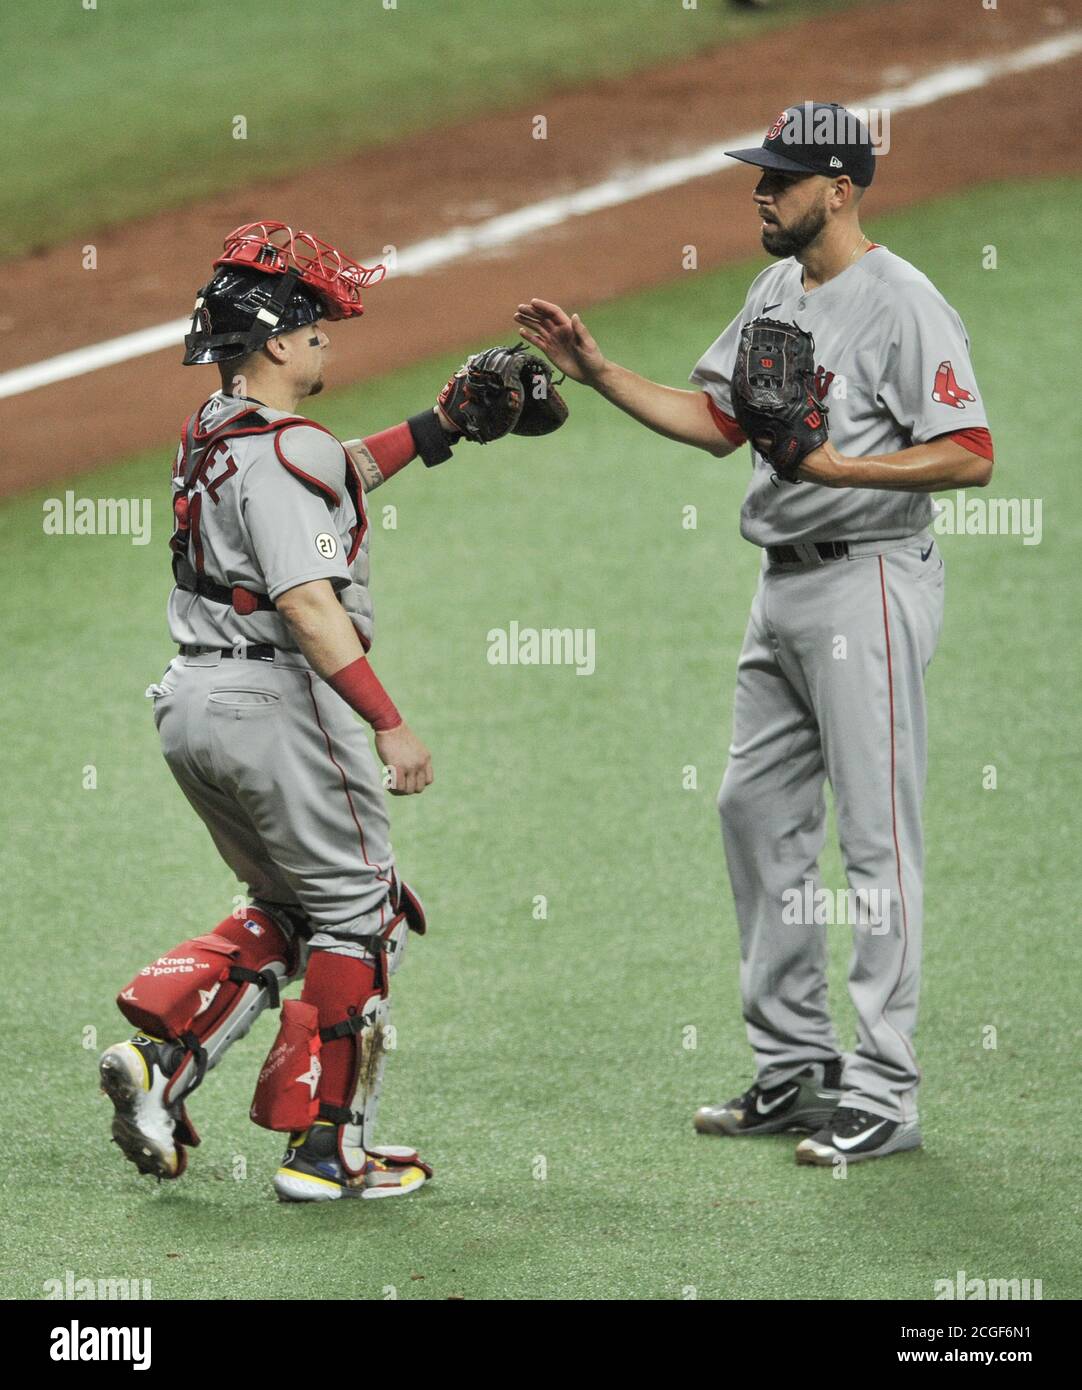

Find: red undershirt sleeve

[940,427,994,461]
[702,392,747,448]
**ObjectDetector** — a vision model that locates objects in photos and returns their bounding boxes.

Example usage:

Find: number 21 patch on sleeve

[315,532,338,558]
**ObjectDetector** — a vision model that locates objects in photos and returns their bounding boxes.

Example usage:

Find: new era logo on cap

[830,156,843,168]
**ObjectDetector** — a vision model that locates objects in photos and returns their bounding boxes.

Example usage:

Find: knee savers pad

[116,909,297,1098]
[382,875,426,979]
[395,876,426,935]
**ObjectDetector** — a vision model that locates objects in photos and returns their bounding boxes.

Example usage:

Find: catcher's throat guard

[183,221,386,366]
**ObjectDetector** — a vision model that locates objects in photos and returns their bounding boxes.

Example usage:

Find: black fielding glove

[731,318,829,480]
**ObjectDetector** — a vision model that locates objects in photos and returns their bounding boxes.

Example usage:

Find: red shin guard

[302,952,380,1109]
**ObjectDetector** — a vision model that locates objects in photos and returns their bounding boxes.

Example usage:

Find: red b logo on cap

[767,110,789,140]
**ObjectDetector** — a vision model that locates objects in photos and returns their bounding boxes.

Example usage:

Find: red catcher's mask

[214,221,386,321]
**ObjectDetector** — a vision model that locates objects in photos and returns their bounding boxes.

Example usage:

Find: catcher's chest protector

[170,398,367,613]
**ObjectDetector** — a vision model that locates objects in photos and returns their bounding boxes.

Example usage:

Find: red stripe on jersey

[702,392,747,447]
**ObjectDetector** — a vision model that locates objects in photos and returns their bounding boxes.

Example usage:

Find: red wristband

[363,422,417,482]
[327,656,401,731]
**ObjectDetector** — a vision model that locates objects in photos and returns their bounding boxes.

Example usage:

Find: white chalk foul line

[3,29,1080,402]
[0,319,193,401]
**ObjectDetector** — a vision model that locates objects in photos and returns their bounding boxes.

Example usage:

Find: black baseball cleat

[274,1121,431,1203]
[694,1059,843,1137]
[795,1106,922,1165]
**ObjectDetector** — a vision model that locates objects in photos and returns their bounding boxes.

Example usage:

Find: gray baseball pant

[149,649,397,958]
[717,532,945,1122]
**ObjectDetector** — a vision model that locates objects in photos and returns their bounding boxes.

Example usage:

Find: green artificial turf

[1,177,1078,1300]
[1,0,865,259]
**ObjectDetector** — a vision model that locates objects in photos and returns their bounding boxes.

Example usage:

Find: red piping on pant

[304,673,393,918]
[878,556,919,1074]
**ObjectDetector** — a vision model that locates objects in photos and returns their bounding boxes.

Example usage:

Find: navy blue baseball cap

[726,102,876,187]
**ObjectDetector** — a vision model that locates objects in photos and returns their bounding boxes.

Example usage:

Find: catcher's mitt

[438,345,568,444]
[731,318,829,480]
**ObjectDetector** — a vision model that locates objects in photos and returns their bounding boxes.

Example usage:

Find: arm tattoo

[346,440,385,493]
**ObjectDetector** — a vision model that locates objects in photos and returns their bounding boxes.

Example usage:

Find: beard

[761,198,829,258]
[306,376,324,397]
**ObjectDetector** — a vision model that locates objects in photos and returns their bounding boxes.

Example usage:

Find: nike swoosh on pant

[755,1084,799,1115]
[831,1120,887,1151]
[921,543,934,561]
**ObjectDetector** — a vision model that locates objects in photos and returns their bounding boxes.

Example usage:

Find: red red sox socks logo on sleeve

[932,360,975,409]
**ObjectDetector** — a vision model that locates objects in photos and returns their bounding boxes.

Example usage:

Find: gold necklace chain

[801,235,870,295]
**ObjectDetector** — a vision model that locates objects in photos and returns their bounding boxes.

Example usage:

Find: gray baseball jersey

[168,391,374,654]
[690,246,989,547]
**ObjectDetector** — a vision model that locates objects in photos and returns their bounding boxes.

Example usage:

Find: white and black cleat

[99,1034,187,1181]
[795,1106,922,1165]
[694,1059,843,1137]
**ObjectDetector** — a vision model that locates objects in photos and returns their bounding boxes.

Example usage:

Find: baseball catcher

[99,221,566,1202]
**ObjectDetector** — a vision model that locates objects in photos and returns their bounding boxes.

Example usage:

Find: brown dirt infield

[2,0,1080,495]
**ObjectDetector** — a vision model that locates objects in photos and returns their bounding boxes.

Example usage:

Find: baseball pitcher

[515,104,993,1164]
[100,221,566,1200]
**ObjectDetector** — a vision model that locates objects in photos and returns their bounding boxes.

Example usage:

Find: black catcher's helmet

[182,221,386,366]
[182,266,324,366]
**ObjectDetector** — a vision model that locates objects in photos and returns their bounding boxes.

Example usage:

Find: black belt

[766,541,849,566]
[179,644,277,662]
